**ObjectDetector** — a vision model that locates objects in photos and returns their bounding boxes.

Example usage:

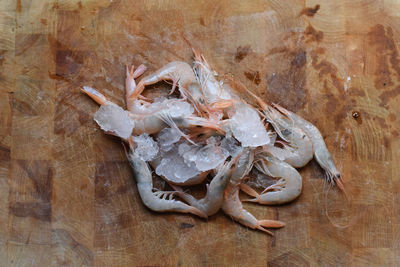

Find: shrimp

[236,76,344,191]
[272,103,345,191]
[221,149,285,234]
[192,48,235,108]
[127,150,207,218]
[236,83,313,167]
[81,87,222,137]
[192,50,271,147]
[170,158,234,216]
[241,155,302,205]
[133,61,207,114]
[261,105,313,168]
[129,105,222,136]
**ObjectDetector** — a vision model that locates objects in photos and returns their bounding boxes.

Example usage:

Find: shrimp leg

[221,149,285,234]
[272,103,345,190]
[126,64,147,111]
[171,158,234,216]
[127,151,207,218]
[242,155,302,205]
[223,182,285,235]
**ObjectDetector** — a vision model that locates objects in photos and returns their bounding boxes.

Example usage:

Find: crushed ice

[132,133,159,161]
[94,104,135,139]
[179,138,229,172]
[155,145,200,183]
[157,127,182,151]
[230,104,270,147]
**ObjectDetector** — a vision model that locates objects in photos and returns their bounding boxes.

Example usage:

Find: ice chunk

[178,142,191,156]
[180,144,199,163]
[180,141,229,172]
[155,146,200,183]
[166,100,194,117]
[194,145,229,171]
[230,104,270,147]
[94,104,135,139]
[221,137,242,157]
[157,128,181,151]
[131,133,159,161]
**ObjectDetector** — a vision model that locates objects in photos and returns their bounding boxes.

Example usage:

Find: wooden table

[1,0,399,266]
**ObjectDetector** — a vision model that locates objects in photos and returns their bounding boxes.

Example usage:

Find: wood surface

[0,0,399,266]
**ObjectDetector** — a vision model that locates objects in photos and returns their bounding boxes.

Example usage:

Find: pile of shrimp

[82,49,345,235]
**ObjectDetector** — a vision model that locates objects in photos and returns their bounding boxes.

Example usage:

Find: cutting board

[1,0,399,266]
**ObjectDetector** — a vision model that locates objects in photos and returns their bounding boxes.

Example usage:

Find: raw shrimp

[241,155,302,205]
[221,149,285,234]
[81,87,222,137]
[82,51,345,235]
[129,104,222,136]
[262,105,313,168]
[133,61,207,113]
[127,150,207,218]
[272,103,345,191]
[83,84,208,218]
[192,49,235,108]
[192,50,271,147]
[238,83,313,167]
[171,158,234,216]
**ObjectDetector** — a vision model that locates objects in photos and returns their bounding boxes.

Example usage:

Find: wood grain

[0,0,399,266]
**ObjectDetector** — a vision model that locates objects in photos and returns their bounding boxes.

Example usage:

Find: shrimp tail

[260,220,286,228]
[82,86,108,106]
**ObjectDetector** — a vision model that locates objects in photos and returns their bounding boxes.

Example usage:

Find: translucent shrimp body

[221,150,285,234]
[272,104,344,189]
[135,61,206,111]
[242,155,302,205]
[172,159,234,216]
[193,50,271,148]
[193,51,233,105]
[128,151,207,218]
[262,105,313,168]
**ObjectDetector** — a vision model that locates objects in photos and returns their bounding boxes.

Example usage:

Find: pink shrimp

[221,149,285,234]
[272,103,346,193]
[241,155,302,205]
[133,61,208,115]
[81,87,222,138]
[127,149,207,218]
[171,158,234,216]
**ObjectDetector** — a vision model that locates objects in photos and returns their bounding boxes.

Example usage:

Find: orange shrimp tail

[81,86,107,105]
[259,219,286,228]
[335,176,349,201]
